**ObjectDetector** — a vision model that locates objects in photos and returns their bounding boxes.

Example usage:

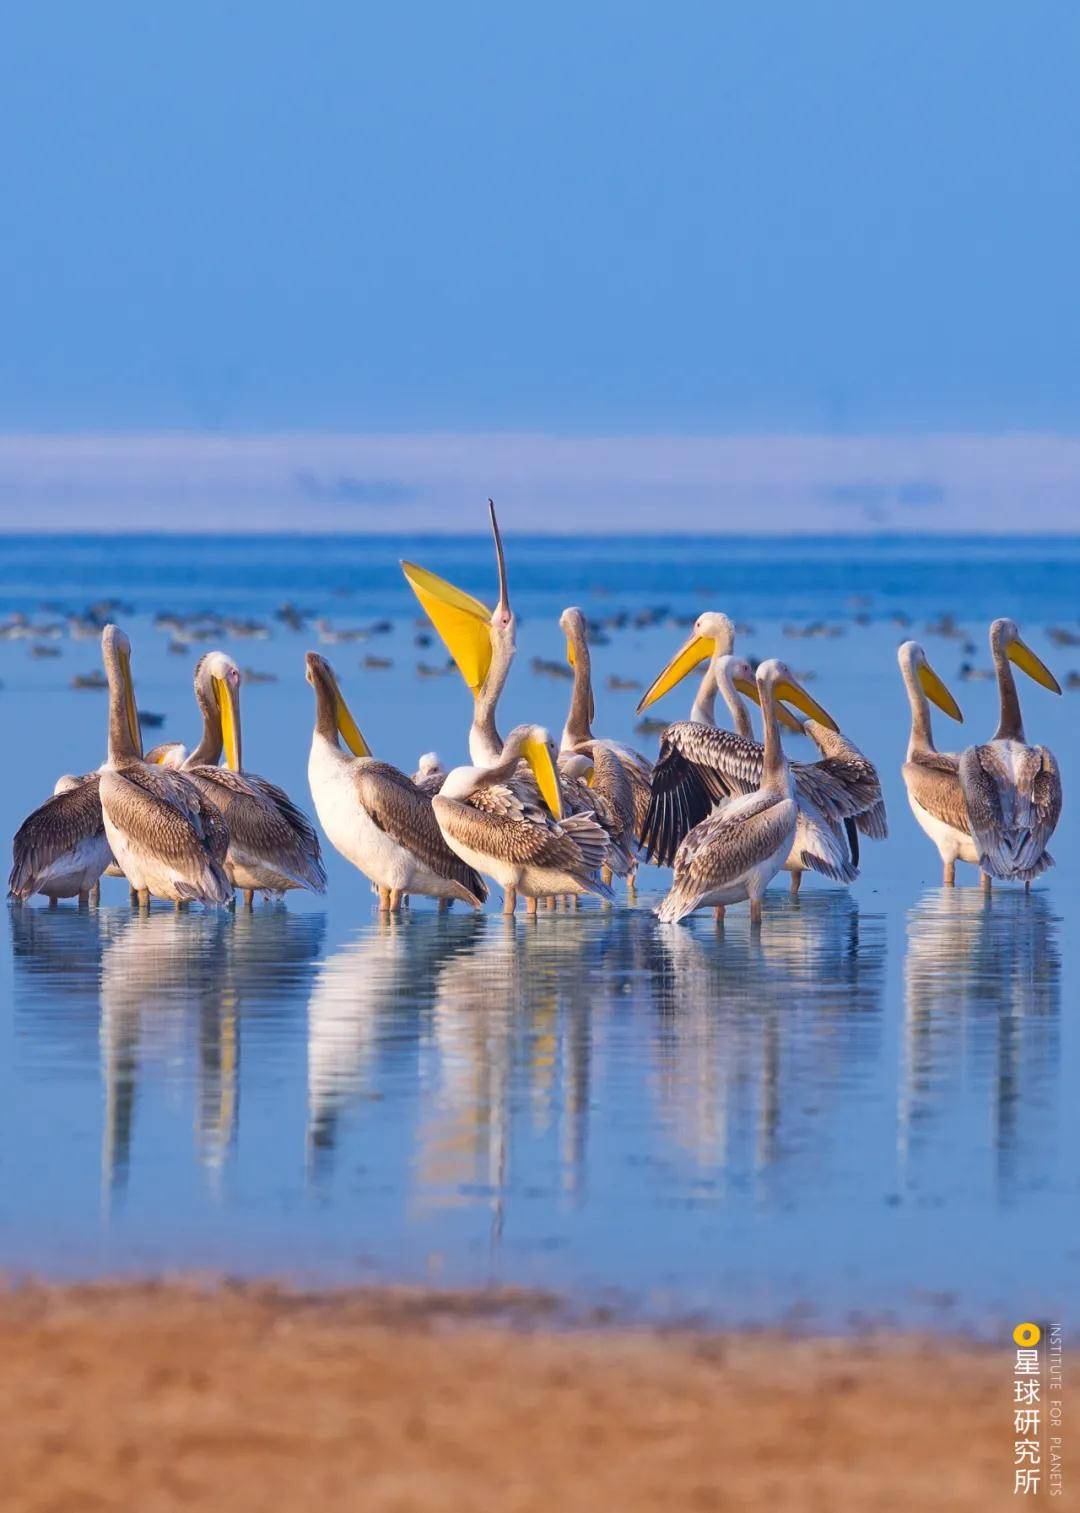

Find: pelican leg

[545,895,556,911]
[48,896,58,910]
[714,905,725,923]
[503,888,517,915]
[89,881,100,906]
[571,894,579,910]
[943,860,955,887]
[981,872,992,896]
[378,887,391,912]
[438,897,451,913]
[749,898,763,928]
[129,884,139,905]
[627,868,637,897]
[525,895,538,916]
[77,890,88,908]
[1025,880,1031,894]
[789,871,802,898]
[242,889,255,910]
[389,888,404,913]
[137,888,151,910]
[174,899,189,913]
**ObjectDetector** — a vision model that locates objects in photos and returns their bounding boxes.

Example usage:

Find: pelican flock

[6,508,1066,926]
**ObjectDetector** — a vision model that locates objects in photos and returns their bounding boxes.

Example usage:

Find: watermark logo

[1011,1322,1064,1498]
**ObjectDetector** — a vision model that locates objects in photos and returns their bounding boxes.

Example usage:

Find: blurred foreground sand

[2,1282,1012,1512]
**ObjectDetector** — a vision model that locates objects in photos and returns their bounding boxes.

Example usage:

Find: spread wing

[9,775,110,898]
[801,720,888,839]
[353,762,488,903]
[186,766,327,891]
[903,751,971,836]
[959,743,1061,879]
[791,809,858,884]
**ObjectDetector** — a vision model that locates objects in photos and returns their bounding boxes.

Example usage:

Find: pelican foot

[789,871,802,898]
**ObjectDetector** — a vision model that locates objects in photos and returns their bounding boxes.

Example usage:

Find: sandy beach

[1,1281,1014,1512]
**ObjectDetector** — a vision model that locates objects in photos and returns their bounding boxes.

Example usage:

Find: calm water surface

[1,535,1077,1331]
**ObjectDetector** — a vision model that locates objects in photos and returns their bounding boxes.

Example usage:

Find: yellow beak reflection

[917,662,964,722]
[523,737,563,820]
[636,634,713,714]
[402,561,494,694]
[1007,637,1062,695]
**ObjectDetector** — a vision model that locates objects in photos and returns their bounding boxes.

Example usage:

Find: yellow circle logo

[1013,1323,1041,1347]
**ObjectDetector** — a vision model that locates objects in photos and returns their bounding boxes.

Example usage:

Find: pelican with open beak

[96,625,233,907]
[180,651,327,908]
[402,499,514,765]
[897,640,975,885]
[432,725,615,915]
[656,662,836,925]
[957,619,1062,883]
[305,652,487,912]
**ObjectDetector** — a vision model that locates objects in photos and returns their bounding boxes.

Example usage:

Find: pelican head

[636,611,736,713]
[504,723,563,820]
[305,652,372,757]
[754,659,839,732]
[990,618,1061,694]
[195,651,244,771]
[53,774,83,796]
[401,499,514,693]
[898,640,964,721]
[144,742,188,768]
[559,605,589,667]
[101,623,142,758]
[718,653,804,734]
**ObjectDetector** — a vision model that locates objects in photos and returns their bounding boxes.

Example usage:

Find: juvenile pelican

[559,606,653,877]
[656,662,838,925]
[180,651,326,907]
[897,641,972,885]
[9,772,110,906]
[412,752,447,795]
[305,652,487,911]
[637,630,882,883]
[96,626,232,907]
[432,724,614,915]
[958,619,1062,882]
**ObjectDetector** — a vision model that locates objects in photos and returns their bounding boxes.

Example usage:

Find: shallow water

[1,534,1077,1331]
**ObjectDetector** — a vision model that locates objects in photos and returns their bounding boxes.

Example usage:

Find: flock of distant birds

[8,503,1065,925]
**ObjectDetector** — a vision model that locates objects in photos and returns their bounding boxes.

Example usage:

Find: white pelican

[305,651,487,912]
[432,724,614,915]
[96,626,232,907]
[957,619,1062,883]
[180,651,326,907]
[656,661,839,925]
[637,611,738,728]
[897,640,973,885]
[637,628,882,889]
[403,502,630,877]
[559,605,653,883]
[9,772,110,906]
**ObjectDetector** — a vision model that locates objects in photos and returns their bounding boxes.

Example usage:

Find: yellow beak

[566,637,576,669]
[120,648,143,757]
[772,678,839,733]
[523,736,563,820]
[1007,637,1062,695]
[734,676,804,732]
[213,676,243,772]
[401,561,493,694]
[333,681,372,757]
[917,661,964,722]
[636,633,713,713]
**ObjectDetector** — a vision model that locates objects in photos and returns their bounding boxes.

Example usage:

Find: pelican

[305,652,487,911]
[637,626,882,889]
[656,662,839,925]
[897,641,972,884]
[559,606,653,881]
[179,651,326,907]
[403,503,630,877]
[96,626,232,907]
[412,752,447,795]
[957,619,1062,882]
[9,772,110,906]
[432,724,614,915]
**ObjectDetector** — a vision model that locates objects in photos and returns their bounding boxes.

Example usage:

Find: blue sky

[3,2,1080,436]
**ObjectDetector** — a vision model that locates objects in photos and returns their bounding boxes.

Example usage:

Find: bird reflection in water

[646,893,886,1193]
[96,906,324,1202]
[901,887,1061,1199]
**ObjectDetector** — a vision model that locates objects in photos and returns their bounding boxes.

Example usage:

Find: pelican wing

[353,762,488,903]
[9,775,110,899]
[664,792,797,912]
[435,793,606,880]
[959,743,1061,879]
[791,809,857,884]
[903,751,971,836]
[186,767,327,892]
[100,765,232,901]
[802,719,888,839]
